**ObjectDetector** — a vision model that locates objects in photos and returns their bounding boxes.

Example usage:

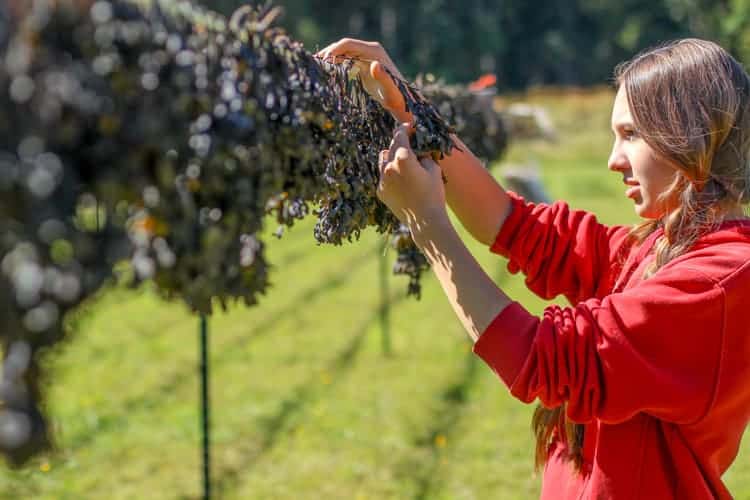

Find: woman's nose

[607,146,628,172]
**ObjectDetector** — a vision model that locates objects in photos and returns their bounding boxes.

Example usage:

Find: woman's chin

[633,199,657,219]
[634,204,664,220]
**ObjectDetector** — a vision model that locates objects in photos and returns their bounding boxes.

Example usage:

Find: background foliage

[207,0,750,87]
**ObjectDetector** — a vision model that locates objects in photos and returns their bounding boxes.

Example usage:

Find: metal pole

[199,314,211,499]
[379,240,391,356]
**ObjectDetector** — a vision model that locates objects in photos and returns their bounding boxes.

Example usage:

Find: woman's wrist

[407,207,452,253]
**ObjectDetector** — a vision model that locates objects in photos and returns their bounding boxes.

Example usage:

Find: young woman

[318,38,750,498]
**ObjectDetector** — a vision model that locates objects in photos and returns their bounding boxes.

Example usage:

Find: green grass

[2,87,748,499]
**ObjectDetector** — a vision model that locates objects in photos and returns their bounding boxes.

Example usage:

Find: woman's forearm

[439,135,513,246]
[410,210,513,342]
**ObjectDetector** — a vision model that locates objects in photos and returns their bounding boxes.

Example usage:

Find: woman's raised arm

[438,133,512,245]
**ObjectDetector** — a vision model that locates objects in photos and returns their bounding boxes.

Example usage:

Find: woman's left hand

[378,125,447,231]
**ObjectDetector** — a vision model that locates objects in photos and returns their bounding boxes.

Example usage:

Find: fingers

[371,61,394,88]
[380,125,417,198]
[371,61,402,106]
[316,38,380,62]
[378,149,388,178]
[376,149,392,201]
[371,61,402,88]
[316,39,413,122]
[370,60,384,79]
[360,63,387,104]
[316,38,359,57]
[371,61,412,122]
[387,124,413,163]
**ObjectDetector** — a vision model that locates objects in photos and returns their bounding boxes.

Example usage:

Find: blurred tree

[661,0,750,63]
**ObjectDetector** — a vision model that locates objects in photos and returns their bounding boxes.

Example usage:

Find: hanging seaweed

[0,0,508,464]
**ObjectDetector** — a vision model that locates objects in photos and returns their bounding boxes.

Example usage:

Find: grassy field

[2,87,748,499]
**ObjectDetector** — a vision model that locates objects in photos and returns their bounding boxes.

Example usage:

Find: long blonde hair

[533,38,750,472]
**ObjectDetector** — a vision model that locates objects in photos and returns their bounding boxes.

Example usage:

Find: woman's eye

[624,129,638,141]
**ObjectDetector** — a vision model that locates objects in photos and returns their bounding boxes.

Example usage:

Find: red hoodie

[473,191,750,499]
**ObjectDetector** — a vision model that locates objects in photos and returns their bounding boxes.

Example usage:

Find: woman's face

[608,87,679,219]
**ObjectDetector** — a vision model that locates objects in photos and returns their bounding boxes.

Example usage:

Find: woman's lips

[625,185,640,199]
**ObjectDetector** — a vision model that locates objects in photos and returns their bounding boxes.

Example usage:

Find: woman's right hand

[316,38,413,124]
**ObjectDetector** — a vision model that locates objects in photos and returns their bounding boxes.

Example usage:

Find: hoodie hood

[694,219,750,247]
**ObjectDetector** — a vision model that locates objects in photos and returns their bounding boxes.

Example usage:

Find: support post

[199,314,211,499]
[379,241,391,356]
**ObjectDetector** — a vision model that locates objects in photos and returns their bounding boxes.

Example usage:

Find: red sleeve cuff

[472,301,538,389]
[489,190,529,257]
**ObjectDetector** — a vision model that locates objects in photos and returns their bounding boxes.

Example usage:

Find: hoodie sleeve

[491,191,631,304]
[473,263,724,424]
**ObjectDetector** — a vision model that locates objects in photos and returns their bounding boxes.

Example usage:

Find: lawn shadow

[394,349,480,500]
[393,260,511,499]
[209,291,407,499]
[59,246,378,452]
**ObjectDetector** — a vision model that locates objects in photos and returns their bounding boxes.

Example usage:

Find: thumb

[371,61,409,120]
[359,63,386,104]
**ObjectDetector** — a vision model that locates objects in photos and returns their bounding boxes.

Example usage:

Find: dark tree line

[208,0,750,88]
